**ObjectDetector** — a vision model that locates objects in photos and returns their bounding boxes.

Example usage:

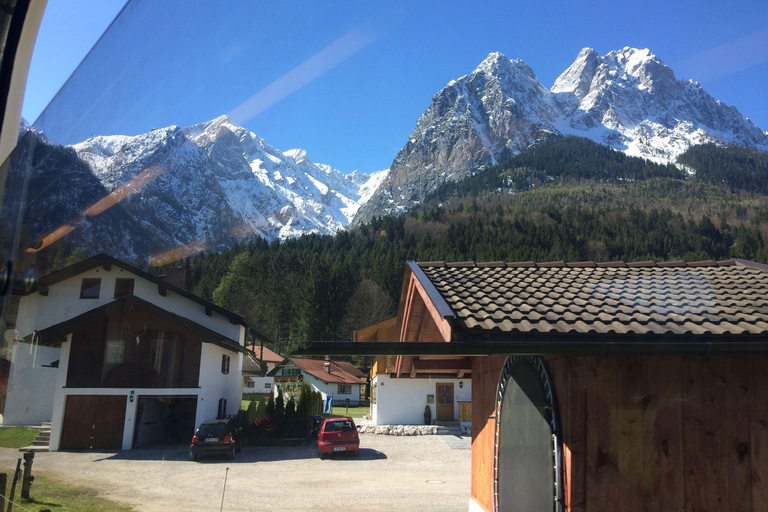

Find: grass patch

[0,427,38,448]
[1,470,135,511]
[331,406,368,418]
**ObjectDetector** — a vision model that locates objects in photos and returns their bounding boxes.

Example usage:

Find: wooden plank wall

[471,355,507,512]
[545,355,767,512]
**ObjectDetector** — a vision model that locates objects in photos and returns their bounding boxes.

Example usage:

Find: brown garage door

[61,395,127,450]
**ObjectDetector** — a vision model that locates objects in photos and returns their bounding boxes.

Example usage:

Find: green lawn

[330,406,369,418]
[0,427,38,448]
[5,470,135,512]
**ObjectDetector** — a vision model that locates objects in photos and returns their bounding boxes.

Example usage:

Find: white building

[268,357,366,407]
[4,254,270,450]
[241,345,283,394]
[355,318,472,427]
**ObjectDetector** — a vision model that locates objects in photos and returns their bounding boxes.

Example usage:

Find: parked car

[318,417,359,459]
[190,419,241,461]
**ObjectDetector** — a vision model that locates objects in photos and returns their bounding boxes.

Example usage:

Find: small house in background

[4,254,271,451]
[355,317,471,426]
[268,356,366,406]
[242,345,283,394]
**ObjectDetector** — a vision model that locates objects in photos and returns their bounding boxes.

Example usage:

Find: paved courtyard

[0,433,471,512]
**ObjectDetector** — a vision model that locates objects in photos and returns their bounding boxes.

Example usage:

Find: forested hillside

[43,138,768,355]
[177,184,768,354]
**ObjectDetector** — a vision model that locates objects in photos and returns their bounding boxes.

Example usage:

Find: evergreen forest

[43,137,768,357]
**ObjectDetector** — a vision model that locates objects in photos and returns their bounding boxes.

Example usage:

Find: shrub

[275,389,285,417]
[265,393,275,417]
[285,397,296,416]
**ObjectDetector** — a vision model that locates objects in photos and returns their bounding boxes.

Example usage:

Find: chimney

[324,355,331,373]
[164,267,187,289]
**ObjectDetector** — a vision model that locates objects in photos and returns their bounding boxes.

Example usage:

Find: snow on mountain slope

[354,47,768,224]
[71,115,387,248]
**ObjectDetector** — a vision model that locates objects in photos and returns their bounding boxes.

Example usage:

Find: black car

[189,419,241,461]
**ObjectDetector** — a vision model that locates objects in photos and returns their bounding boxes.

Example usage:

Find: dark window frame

[338,383,351,394]
[114,278,135,299]
[79,278,102,299]
[221,354,230,375]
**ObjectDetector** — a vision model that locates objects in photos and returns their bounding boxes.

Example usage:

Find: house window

[79,278,101,299]
[244,380,255,388]
[114,278,135,298]
[221,354,231,374]
[264,382,272,390]
[338,384,351,394]
[217,398,228,419]
[281,368,300,376]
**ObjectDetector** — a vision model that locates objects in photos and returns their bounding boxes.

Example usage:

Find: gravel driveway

[0,434,470,512]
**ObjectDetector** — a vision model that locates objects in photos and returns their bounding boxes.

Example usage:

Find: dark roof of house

[20,253,273,344]
[243,346,284,374]
[33,295,249,354]
[268,357,365,384]
[416,259,768,336]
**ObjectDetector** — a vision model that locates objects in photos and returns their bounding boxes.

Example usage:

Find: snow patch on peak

[283,148,309,163]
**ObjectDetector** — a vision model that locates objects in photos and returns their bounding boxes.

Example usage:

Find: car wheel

[228,446,235,460]
[319,452,326,460]
[189,453,197,462]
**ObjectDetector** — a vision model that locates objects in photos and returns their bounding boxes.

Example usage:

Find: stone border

[358,425,439,436]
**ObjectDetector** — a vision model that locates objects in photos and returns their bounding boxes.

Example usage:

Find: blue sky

[23,0,768,174]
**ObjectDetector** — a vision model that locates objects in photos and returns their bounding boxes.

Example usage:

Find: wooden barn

[300,259,768,512]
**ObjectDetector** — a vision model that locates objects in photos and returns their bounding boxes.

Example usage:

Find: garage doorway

[61,395,127,450]
[133,395,197,447]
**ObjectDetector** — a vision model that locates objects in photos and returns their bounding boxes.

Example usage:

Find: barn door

[494,356,563,512]
[61,395,126,450]
[436,382,454,421]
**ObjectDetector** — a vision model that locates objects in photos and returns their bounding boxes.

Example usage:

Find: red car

[318,417,359,458]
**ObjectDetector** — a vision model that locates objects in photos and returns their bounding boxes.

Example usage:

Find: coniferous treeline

[38,138,768,357]
[677,143,768,194]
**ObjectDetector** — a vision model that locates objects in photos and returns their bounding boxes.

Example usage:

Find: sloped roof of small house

[33,295,249,353]
[19,253,273,344]
[243,346,284,374]
[269,357,365,384]
[417,259,768,336]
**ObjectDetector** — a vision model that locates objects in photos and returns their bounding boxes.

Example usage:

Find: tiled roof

[418,259,768,336]
[290,358,366,384]
[252,346,283,363]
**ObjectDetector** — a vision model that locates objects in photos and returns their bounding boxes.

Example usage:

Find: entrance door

[436,383,454,421]
[61,395,127,449]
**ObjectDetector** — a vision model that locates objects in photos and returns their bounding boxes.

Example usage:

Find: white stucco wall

[3,341,60,425]
[303,374,362,406]
[14,267,242,343]
[243,376,274,394]
[372,375,471,425]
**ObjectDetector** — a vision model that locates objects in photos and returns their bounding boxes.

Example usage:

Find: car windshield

[325,420,355,432]
[197,423,228,437]
[1,0,767,511]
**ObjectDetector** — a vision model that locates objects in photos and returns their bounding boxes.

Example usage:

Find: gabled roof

[268,357,365,384]
[243,346,284,374]
[416,259,768,337]
[252,345,283,363]
[21,253,273,344]
[33,295,249,354]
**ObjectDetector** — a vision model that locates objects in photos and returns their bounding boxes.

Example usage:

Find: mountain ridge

[353,46,768,225]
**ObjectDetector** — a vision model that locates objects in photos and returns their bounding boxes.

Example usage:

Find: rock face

[37,115,387,260]
[354,47,768,225]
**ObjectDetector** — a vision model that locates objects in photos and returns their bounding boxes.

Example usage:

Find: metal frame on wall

[493,355,564,512]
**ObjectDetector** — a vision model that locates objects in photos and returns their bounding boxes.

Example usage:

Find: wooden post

[7,458,21,512]
[21,452,34,499]
[0,472,7,512]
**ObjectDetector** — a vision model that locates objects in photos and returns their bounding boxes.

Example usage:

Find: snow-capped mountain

[69,115,387,252]
[354,47,768,225]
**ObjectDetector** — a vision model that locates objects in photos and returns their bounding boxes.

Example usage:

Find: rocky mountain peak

[353,46,768,225]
